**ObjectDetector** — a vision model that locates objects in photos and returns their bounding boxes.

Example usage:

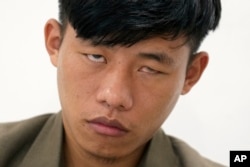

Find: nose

[96,69,133,111]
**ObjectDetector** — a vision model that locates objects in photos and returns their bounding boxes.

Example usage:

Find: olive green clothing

[0,113,225,167]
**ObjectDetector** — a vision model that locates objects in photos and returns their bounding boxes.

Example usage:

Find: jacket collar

[138,129,180,167]
[20,113,63,167]
[20,113,179,167]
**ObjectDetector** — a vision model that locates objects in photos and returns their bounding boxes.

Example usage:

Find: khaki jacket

[0,113,226,167]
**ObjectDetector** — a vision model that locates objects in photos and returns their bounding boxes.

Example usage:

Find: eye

[140,66,160,74]
[85,54,106,63]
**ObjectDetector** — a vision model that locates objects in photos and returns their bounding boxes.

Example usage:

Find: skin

[44,19,208,167]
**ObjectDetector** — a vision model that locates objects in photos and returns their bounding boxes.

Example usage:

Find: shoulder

[167,134,226,167]
[0,114,54,142]
[0,113,56,166]
[141,130,226,167]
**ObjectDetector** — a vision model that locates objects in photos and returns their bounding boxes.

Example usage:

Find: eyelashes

[84,54,106,63]
[82,53,165,75]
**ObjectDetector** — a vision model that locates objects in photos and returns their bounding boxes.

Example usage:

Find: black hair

[58,0,221,55]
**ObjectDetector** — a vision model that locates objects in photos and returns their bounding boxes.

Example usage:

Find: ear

[44,19,62,67]
[181,52,209,95]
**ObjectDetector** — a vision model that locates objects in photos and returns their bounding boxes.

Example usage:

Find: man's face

[45,20,207,159]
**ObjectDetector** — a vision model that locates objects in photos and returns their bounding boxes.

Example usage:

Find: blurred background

[0,0,249,165]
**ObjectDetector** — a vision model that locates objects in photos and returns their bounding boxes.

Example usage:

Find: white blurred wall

[0,0,249,165]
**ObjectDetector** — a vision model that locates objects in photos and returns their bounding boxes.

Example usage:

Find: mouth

[86,117,129,137]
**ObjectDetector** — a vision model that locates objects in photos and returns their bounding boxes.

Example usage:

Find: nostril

[117,105,127,112]
[96,89,133,111]
[98,98,132,112]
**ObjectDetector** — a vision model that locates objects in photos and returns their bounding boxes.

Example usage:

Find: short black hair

[58,0,221,54]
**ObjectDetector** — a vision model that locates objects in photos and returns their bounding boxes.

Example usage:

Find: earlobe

[181,52,209,95]
[44,19,62,67]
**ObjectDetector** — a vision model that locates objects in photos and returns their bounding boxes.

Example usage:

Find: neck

[63,138,146,167]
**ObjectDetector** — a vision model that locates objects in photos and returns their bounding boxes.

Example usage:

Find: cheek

[135,76,184,130]
[141,92,178,125]
[57,54,95,114]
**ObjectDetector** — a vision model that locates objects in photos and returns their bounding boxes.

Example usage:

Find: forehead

[62,23,191,61]
[62,23,190,51]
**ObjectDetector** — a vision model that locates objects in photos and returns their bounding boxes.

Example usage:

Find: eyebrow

[76,37,175,65]
[138,52,175,65]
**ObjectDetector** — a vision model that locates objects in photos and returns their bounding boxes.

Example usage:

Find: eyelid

[83,53,107,63]
[140,66,160,74]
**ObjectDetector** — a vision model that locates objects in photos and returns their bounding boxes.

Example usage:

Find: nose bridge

[96,66,133,111]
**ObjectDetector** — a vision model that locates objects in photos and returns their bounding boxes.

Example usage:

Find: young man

[0,0,224,166]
